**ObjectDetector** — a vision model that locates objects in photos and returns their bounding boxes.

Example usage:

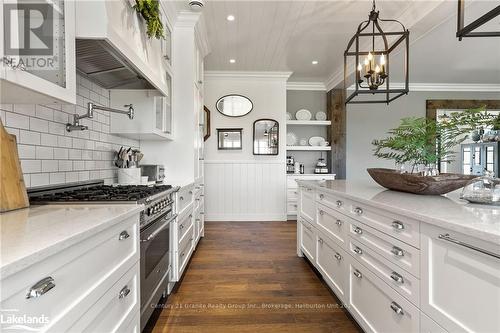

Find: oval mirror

[216,95,253,117]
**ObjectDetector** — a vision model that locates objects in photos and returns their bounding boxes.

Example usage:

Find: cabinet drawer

[299,219,316,262]
[1,215,138,332]
[287,189,299,200]
[178,210,194,242]
[69,264,139,332]
[349,220,420,277]
[421,312,447,333]
[348,237,420,306]
[317,203,349,250]
[316,233,348,302]
[178,225,194,276]
[348,257,420,333]
[287,201,298,215]
[299,186,316,223]
[287,178,300,189]
[347,201,420,248]
[316,190,351,217]
[177,184,194,215]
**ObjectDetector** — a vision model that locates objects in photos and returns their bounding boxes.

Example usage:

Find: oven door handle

[141,214,177,243]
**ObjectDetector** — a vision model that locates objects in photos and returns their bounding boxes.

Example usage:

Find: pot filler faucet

[66,102,134,132]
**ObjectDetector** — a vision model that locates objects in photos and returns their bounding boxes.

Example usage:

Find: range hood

[76,39,154,90]
[75,0,168,95]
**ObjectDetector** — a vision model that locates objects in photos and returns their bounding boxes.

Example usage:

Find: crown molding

[195,14,210,58]
[286,82,326,91]
[346,83,500,92]
[205,71,293,81]
[175,11,201,28]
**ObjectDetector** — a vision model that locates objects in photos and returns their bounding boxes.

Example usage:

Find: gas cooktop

[28,181,173,204]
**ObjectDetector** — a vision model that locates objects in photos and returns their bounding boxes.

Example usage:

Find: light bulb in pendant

[375,65,381,73]
[380,54,386,65]
[367,52,373,61]
[357,63,362,72]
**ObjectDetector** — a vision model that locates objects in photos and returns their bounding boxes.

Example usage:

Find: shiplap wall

[0,74,139,187]
[204,161,286,221]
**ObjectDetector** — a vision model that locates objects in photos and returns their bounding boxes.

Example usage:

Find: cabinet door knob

[336,219,343,226]
[391,246,405,257]
[319,194,324,199]
[26,277,55,299]
[334,253,342,261]
[118,285,131,299]
[118,230,130,241]
[353,226,363,235]
[353,246,363,255]
[318,237,324,244]
[390,271,404,284]
[319,210,325,216]
[180,196,184,201]
[354,207,363,215]
[336,200,343,207]
[390,301,404,315]
[353,270,362,279]
[392,221,405,230]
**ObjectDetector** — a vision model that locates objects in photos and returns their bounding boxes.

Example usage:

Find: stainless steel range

[28,180,179,329]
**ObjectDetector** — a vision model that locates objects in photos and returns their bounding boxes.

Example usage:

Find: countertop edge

[1,205,143,278]
[297,180,500,245]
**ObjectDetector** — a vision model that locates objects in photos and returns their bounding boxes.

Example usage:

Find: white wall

[203,73,289,221]
[346,91,500,182]
[0,74,139,187]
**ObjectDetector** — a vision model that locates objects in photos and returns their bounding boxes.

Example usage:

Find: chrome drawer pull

[438,234,500,260]
[354,207,363,215]
[353,246,363,255]
[392,221,405,230]
[334,253,342,261]
[353,270,362,279]
[181,252,185,257]
[390,301,404,315]
[336,200,343,207]
[319,194,324,199]
[189,190,193,195]
[180,224,184,229]
[391,246,405,257]
[318,237,324,244]
[180,196,184,201]
[390,272,404,284]
[189,214,193,218]
[353,226,363,235]
[26,277,55,299]
[319,210,325,216]
[119,285,131,299]
[118,230,130,241]
[336,219,343,226]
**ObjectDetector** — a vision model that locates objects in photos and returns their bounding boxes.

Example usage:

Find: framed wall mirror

[203,106,211,141]
[253,119,279,155]
[216,95,253,117]
[217,128,243,150]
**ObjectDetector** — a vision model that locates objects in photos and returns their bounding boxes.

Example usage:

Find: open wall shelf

[287,120,331,126]
[286,146,331,151]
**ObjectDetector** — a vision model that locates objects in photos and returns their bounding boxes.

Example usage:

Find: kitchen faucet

[66,102,134,132]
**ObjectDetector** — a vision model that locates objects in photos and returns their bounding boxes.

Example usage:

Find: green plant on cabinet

[133,0,165,39]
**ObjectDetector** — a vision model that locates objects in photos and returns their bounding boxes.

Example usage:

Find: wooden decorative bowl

[367,168,478,195]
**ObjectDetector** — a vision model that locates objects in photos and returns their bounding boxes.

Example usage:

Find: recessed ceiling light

[312,60,319,65]
[229,59,236,64]
[227,15,235,21]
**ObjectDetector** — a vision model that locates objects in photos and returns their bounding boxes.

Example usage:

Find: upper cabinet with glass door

[0,0,76,104]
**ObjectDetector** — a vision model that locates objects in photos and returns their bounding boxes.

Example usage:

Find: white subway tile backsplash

[19,130,41,145]
[6,112,30,129]
[36,146,54,159]
[42,160,58,172]
[11,74,138,187]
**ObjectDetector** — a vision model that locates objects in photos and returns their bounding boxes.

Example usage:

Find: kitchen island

[296,180,500,333]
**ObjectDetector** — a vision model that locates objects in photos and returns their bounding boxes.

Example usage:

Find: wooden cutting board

[1,119,29,212]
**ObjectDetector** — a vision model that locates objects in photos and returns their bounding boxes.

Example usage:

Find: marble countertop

[0,204,142,278]
[297,180,500,244]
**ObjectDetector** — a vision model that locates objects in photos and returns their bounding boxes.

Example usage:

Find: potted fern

[133,0,165,39]
[369,107,496,194]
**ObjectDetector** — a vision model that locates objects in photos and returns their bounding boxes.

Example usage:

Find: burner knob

[147,208,152,216]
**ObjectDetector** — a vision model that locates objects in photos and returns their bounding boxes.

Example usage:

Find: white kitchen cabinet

[110,89,173,141]
[421,312,447,333]
[0,0,76,104]
[287,174,335,217]
[0,213,140,332]
[299,218,316,262]
[347,256,420,333]
[421,224,500,333]
[298,185,316,223]
[316,232,348,303]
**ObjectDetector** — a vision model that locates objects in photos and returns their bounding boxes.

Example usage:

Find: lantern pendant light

[344,0,410,104]
[457,0,500,40]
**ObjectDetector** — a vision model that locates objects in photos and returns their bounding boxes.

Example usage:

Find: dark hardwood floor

[148,221,362,333]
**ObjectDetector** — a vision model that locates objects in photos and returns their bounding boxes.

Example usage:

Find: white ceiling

[199,0,500,87]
